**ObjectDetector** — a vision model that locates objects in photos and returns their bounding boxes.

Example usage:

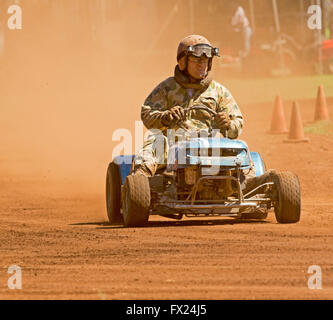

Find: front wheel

[273,171,301,223]
[123,174,151,227]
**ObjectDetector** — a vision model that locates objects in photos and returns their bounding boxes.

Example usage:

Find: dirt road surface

[1,96,332,300]
[1,0,332,301]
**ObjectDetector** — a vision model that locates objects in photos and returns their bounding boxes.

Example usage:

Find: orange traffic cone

[284,101,309,143]
[314,85,330,121]
[268,95,288,134]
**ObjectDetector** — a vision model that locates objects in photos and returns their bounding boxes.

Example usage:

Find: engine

[176,166,236,201]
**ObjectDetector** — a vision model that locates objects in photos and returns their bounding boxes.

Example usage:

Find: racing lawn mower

[106,106,301,227]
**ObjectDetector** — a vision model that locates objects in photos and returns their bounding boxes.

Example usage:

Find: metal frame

[153,175,274,217]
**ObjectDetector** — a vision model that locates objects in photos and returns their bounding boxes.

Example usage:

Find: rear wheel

[123,174,151,227]
[106,162,123,223]
[273,171,301,223]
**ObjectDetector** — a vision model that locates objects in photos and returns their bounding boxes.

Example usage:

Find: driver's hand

[162,106,186,126]
[214,112,231,131]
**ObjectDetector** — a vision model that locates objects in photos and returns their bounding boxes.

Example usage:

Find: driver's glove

[161,106,186,126]
[214,112,231,131]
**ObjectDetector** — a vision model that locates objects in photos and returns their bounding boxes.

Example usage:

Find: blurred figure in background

[231,1,252,58]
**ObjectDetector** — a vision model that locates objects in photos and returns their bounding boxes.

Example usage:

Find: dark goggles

[186,44,219,58]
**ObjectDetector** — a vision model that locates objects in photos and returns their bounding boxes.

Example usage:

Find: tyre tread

[123,174,150,227]
[273,171,301,223]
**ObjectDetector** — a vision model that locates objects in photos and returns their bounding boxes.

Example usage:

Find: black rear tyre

[273,171,301,223]
[123,174,150,227]
[106,162,123,223]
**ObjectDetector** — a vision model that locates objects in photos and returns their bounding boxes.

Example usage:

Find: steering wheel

[180,104,228,137]
[184,104,217,117]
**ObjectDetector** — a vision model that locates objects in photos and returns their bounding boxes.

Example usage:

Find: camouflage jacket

[141,71,243,139]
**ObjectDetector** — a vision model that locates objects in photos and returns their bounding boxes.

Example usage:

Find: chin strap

[174,65,212,90]
[183,65,208,83]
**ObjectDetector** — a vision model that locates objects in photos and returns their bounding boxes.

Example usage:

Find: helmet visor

[187,44,219,58]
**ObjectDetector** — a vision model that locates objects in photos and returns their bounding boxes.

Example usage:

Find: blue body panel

[186,138,249,149]
[113,155,134,185]
[167,138,252,171]
[112,139,266,185]
[250,152,266,176]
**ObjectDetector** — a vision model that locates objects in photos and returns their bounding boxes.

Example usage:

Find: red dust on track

[0,98,333,300]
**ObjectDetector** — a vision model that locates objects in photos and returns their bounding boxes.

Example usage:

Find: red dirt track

[1,97,333,300]
[2,0,333,301]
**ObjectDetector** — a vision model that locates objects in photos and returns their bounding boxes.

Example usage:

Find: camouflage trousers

[132,131,169,177]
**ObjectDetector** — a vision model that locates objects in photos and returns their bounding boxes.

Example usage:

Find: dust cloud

[0,0,312,195]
